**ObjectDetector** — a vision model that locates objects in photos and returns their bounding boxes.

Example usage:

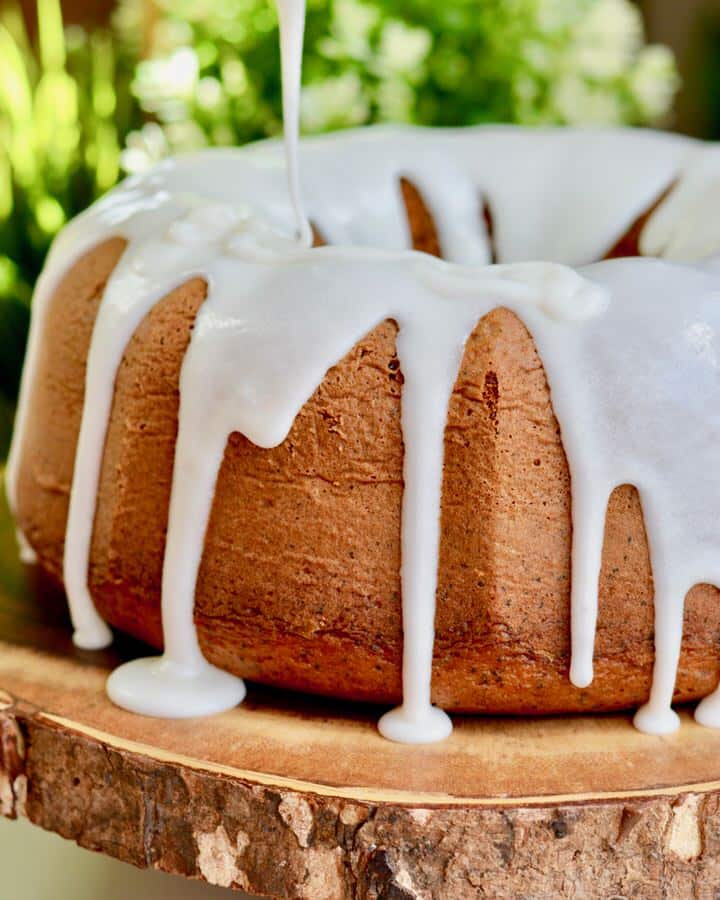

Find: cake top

[46,123,720,267]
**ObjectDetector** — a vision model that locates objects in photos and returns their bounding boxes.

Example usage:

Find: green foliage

[0,0,138,453]
[117,0,679,169]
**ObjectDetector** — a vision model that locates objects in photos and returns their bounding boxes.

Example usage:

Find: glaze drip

[7,34,720,738]
[277,0,312,247]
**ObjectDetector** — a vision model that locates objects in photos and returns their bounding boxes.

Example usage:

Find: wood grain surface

[3,488,720,897]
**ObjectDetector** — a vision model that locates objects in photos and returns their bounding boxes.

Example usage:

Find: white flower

[120,119,207,176]
[321,0,379,62]
[300,73,370,132]
[630,44,679,120]
[576,0,644,51]
[133,47,200,113]
[376,21,432,77]
[120,122,169,174]
[197,76,223,110]
[570,42,626,79]
[571,0,644,78]
[221,60,249,97]
[376,78,415,122]
[534,0,586,35]
[522,39,553,74]
[165,120,209,153]
[551,73,624,124]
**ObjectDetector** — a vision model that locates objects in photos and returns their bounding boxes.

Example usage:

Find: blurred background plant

[115,0,679,171]
[0,0,137,452]
[0,0,712,453]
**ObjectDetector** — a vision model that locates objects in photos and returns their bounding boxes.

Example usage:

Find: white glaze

[7,3,720,739]
[277,0,312,248]
[15,529,37,565]
[75,185,607,728]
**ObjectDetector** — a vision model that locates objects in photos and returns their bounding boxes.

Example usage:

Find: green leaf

[37,0,66,71]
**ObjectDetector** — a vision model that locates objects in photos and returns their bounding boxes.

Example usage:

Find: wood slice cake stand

[2,496,720,897]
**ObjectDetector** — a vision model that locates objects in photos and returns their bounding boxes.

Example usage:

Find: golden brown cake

[13,164,720,716]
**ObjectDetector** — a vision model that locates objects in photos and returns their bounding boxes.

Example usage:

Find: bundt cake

[7,124,720,743]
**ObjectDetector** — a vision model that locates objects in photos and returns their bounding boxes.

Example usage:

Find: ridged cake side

[13,239,720,712]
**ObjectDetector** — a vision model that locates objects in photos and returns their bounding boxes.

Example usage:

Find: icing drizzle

[277,0,312,247]
[6,0,720,739]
